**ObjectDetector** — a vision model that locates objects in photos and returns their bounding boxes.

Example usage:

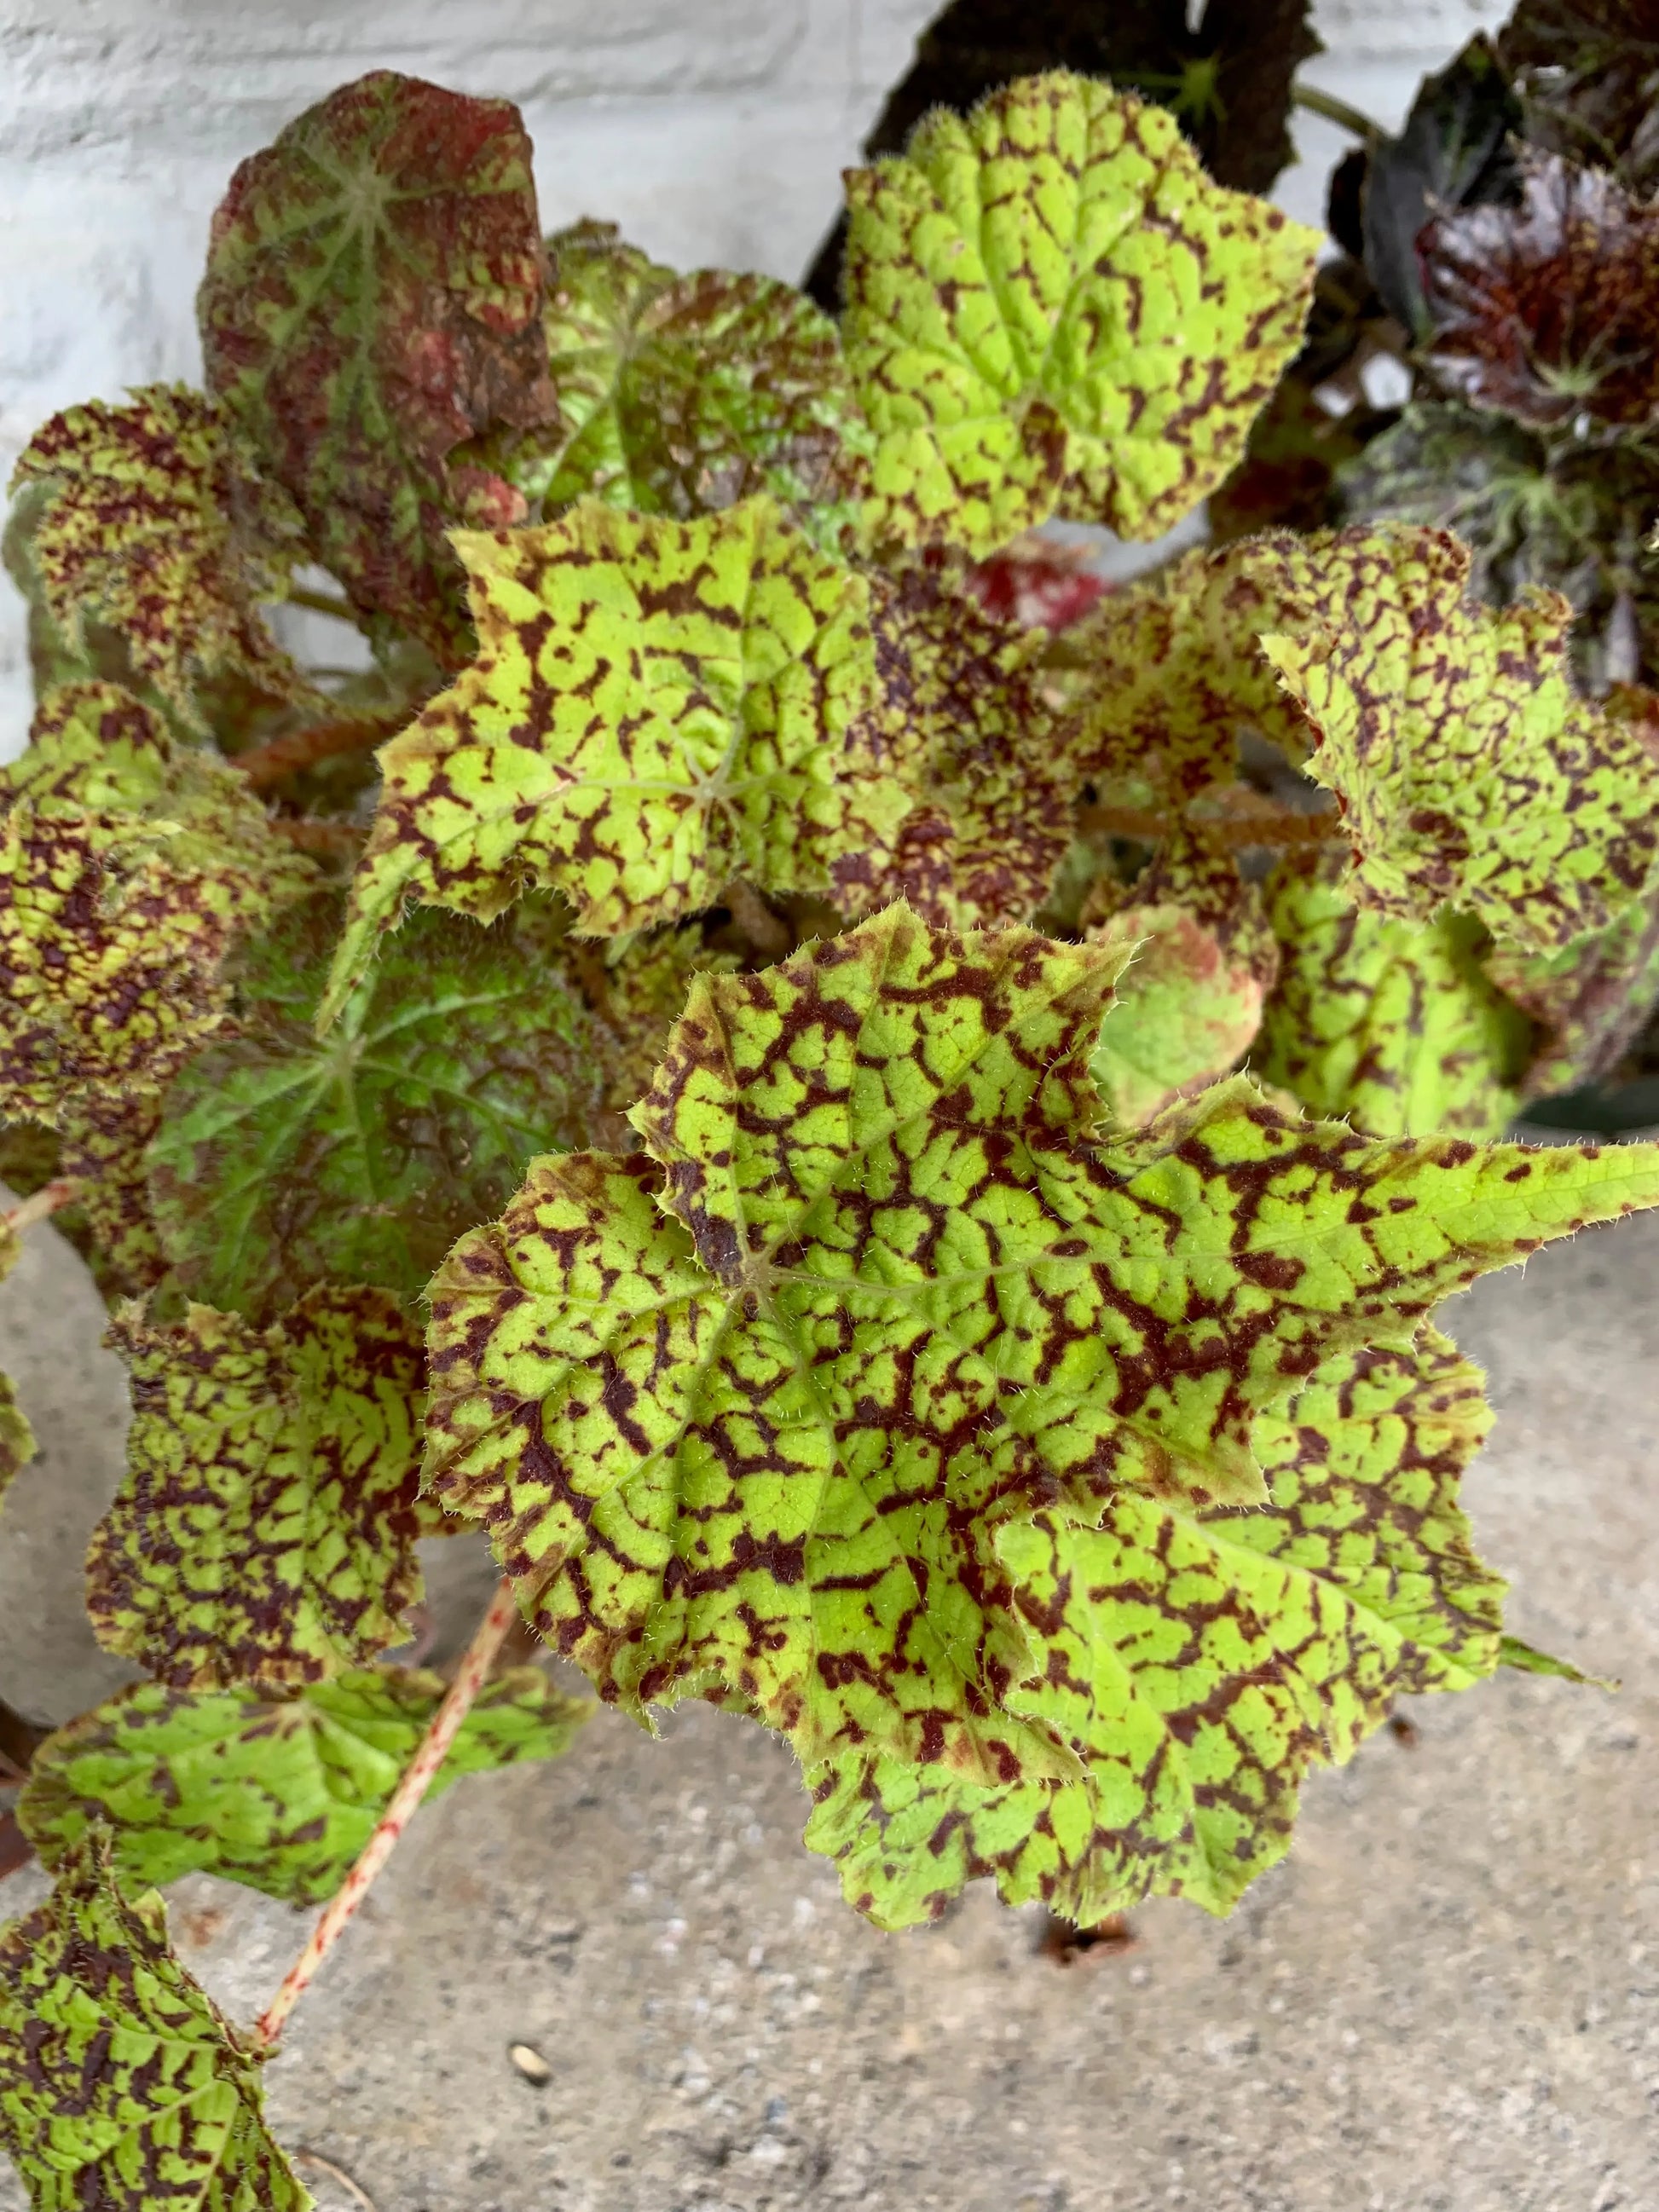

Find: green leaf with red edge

[420,906,1659,1783]
[829,567,1077,927]
[198,69,554,666]
[321,499,909,1021]
[805,1326,1507,1927]
[488,221,872,555]
[7,385,317,723]
[0,1833,312,2211]
[1421,151,1659,431]
[86,1285,430,1689]
[17,1666,592,1906]
[0,682,316,1120]
[1086,839,1278,1129]
[149,894,609,1322]
[841,70,1319,556]
[1257,852,1531,1141]
[1260,528,1659,952]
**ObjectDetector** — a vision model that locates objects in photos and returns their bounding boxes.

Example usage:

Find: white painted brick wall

[0,0,1511,740]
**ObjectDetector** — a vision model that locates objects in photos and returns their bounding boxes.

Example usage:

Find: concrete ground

[1,1200,1656,2212]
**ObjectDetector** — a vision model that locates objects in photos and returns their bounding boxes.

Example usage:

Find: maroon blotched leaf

[199,70,555,666]
[7,387,315,721]
[1422,152,1659,430]
[1361,36,1522,343]
[830,569,1077,928]
[1500,2,1659,190]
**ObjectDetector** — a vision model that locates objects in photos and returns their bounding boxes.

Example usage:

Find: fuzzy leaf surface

[7,386,313,720]
[152,897,606,1320]
[803,0,1321,308]
[1257,856,1529,1140]
[423,907,1659,1778]
[495,221,871,551]
[19,1668,591,1906]
[0,683,315,1118]
[1262,528,1659,950]
[841,71,1318,554]
[325,500,903,1014]
[199,69,553,663]
[806,1327,1504,1926]
[0,1834,310,2210]
[1334,403,1578,594]
[1066,538,1327,808]
[1487,887,1659,1101]
[1088,842,1277,1129]
[830,569,1075,927]
[87,1285,428,1688]
[1422,152,1659,430]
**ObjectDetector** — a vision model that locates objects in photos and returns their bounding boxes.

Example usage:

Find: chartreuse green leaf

[582,928,742,1133]
[0,1095,170,1308]
[0,1371,33,1513]
[1261,529,1659,952]
[1066,540,1322,811]
[830,569,1075,927]
[841,71,1319,554]
[53,1090,170,1300]
[0,682,315,1119]
[199,70,553,665]
[1258,854,1531,1140]
[86,1285,429,1688]
[321,499,908,1022]
[7,385,314,721]
[151,895,607,1320]
[1087,839,1278,1129]
[18,1667,592,1906]
[494,220,873,552]
[806,1328,1505,1926]
[0,1834,310,2211]
[1487,886,1659,1102]
[422,908,1659,1782]
[0,1217,34,1513]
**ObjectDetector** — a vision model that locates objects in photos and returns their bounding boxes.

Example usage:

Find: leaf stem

[1292,81,1384,143]
[286,585,361,625]
[2,1179,80,1235]
[235,713,402,789]
[249,1577,521,2051]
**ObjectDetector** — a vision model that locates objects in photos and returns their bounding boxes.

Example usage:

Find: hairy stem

[285,585,361,625]
[2,1179,80,1235]
[235,714,401,789]
[722,879,793,959]
[1292,81,1383,142]
[249,1578,521,2051]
